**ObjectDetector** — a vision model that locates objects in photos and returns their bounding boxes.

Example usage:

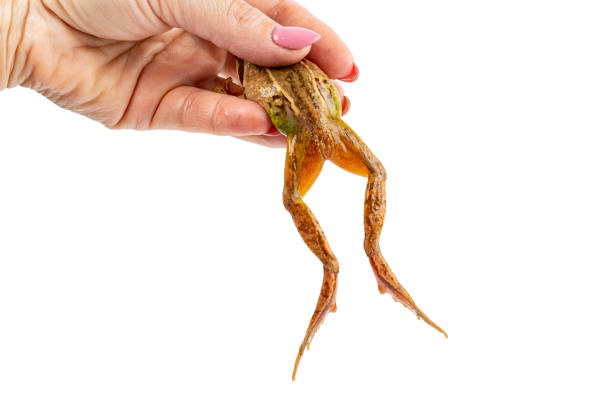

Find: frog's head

[236,58,299,136]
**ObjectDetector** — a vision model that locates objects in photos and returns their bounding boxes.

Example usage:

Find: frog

[215,58,447,380]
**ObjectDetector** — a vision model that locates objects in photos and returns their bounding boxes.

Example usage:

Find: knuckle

[209,98,229,134]
[226,0,263,28]
[179,91,198,128]
[269,0,298,19]
[179,92,233,134]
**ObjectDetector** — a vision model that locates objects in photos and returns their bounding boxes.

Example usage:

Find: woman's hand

[3,0,357,147]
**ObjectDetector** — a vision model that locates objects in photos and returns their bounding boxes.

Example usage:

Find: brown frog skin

[217,58,447,380]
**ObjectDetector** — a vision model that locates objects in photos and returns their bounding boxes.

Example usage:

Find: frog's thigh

[297,152,325,197]
[329,144,370,177]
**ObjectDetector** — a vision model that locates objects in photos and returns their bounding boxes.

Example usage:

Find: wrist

[1,0,32,90]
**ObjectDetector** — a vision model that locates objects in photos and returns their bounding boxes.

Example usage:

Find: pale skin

[0,0,356,147]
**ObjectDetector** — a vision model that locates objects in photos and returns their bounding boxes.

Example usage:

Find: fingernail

[272,26,321,50]
[339,63,359,82]
[342,95,351,115]
[265,125,282,136]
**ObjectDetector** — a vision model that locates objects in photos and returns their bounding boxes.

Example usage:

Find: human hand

[2,0,357,147]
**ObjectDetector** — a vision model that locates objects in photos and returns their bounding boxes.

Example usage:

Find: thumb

[159,0,321,66]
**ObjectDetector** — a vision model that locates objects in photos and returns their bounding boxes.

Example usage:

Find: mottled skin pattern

[220,59,446,380]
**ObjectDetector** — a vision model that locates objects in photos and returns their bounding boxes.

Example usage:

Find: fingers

[152,85,287,147]
[151,85,275,136]
[157,0,319,66]
[154,0,355,78]
[247,0,355,80]
[148,82,347,146]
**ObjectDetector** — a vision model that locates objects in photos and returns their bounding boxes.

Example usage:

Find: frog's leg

[283,135,338,381]
[330,121,447,338]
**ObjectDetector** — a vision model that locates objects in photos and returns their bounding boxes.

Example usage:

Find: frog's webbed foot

[368,252,447,337]
[290,263,338,381]
[283,136,339,380]
[330,121,447,338]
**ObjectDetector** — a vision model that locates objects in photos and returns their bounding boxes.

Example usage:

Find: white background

[1,0,611,406]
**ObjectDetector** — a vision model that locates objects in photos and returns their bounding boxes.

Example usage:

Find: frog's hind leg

[330,121,447,338]
[283,136,338,380]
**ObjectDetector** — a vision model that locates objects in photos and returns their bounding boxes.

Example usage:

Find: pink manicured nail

[272,26,321,50]
[339,63,360,82]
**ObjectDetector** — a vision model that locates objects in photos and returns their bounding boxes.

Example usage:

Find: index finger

[246,0,356,80]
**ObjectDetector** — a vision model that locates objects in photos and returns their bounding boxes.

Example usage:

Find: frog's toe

[370,252,448,338]
[292,265,338,381]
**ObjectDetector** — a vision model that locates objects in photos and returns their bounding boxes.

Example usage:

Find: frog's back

[242,60,343,146]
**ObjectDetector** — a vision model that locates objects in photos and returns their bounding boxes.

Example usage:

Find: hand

[8,0,357,147]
